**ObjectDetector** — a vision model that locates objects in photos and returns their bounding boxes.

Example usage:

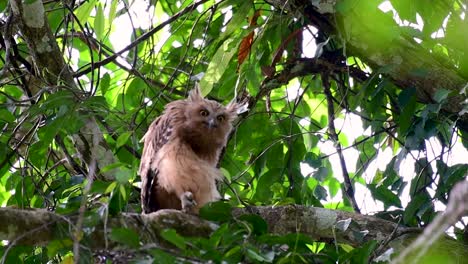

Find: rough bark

[0,206,402,248]
[0,206,466,260]
[265,0,468,132]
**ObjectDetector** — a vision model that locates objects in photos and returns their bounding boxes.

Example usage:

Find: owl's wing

[139,114,173,213]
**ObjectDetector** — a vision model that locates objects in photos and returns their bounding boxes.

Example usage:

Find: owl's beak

[206,118,217,128]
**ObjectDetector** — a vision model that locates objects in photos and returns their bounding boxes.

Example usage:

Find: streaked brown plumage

[139,86,242,214]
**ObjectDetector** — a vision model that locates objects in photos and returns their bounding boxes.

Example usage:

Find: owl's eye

[200,109,209,116]
[217,115,225,122]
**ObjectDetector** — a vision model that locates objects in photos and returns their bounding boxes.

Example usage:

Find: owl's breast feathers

[139,101,224,214]
[154,139,223,211]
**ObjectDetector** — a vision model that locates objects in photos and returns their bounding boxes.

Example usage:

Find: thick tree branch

[2,205,466,260]
[265,0,468,132]
[0,206,408,249]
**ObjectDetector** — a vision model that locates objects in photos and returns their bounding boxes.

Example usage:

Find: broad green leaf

[335,0,359,14]
[199,201,232,222]
[369,184,402,209]
[109,184,128,215]
[215,1,251,46]
[116,131,132,148]
[109,228,140,248]
[149,249,177,264]
[0,109,14,123]
[246,246,274,263]
[390,0,416,22]
[199,37,238,96]
[109,0,118,27]
[433,89,450,103]
[94,3,105,39]
[397,87,417,134]
[313,184,328,201]
[253,169,284,202]
[100,73,111,96]
[160,229,186,250]
[404,192,430,225]
[313,167,328,182]
[115,168,132,183]
[75,0,97,23]
[239,214,268,235]
[304,152,321,168]
[325,177,341,198]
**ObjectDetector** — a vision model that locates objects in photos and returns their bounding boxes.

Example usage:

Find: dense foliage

[0,0,467,263]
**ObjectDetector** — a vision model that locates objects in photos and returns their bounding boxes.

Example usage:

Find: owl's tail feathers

[141,169,159,214]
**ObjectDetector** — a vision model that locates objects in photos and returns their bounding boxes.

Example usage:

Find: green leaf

[433,89,450,103]
[109,184,127,215]
[313,184,328,201]
[335,0,360,14]
[94,3,105,39]
[313,167,328,182]
[115,168,132,184]
[326,177,341,198]
[239,214,268,235]
[149,249,176,264]
[90,180,114,194]
[100,73,111,95]
[253,169,284,202]
[0,0,7,12]
[75,0,97,23]
[397,87,417,134]
[215,1,251,46]
[348,240,377,263]
[369,184,402,209]
[304,152,321,168]
[199,37,238,96]
[116,131,132,148]
[246,246,274,263]
[404,192,430,225]
[0,109,15,123]
[109,0,118,27]
[199,201,232,222]
[109,228,140,248]
[160,229,186,250]
[390,0,416,22]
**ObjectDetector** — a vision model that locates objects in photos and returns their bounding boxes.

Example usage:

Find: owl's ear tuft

[226,100,249,115]
[188,83,204,102]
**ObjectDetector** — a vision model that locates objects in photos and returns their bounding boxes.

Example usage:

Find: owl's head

[180,86,244,147]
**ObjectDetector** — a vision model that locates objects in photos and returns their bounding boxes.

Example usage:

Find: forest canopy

[0,0,467,263]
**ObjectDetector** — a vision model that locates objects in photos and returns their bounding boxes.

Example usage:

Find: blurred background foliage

[0,0,467,262]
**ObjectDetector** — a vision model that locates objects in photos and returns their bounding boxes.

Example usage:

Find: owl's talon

[181,191,197,213]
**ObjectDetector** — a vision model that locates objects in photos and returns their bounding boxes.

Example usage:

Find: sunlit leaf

[75,0,96,23]
[94,3,105,39]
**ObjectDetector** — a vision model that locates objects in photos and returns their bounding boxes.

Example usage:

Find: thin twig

[74,0,211,77]
[73,119,100,262]
[322,73,360,213]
